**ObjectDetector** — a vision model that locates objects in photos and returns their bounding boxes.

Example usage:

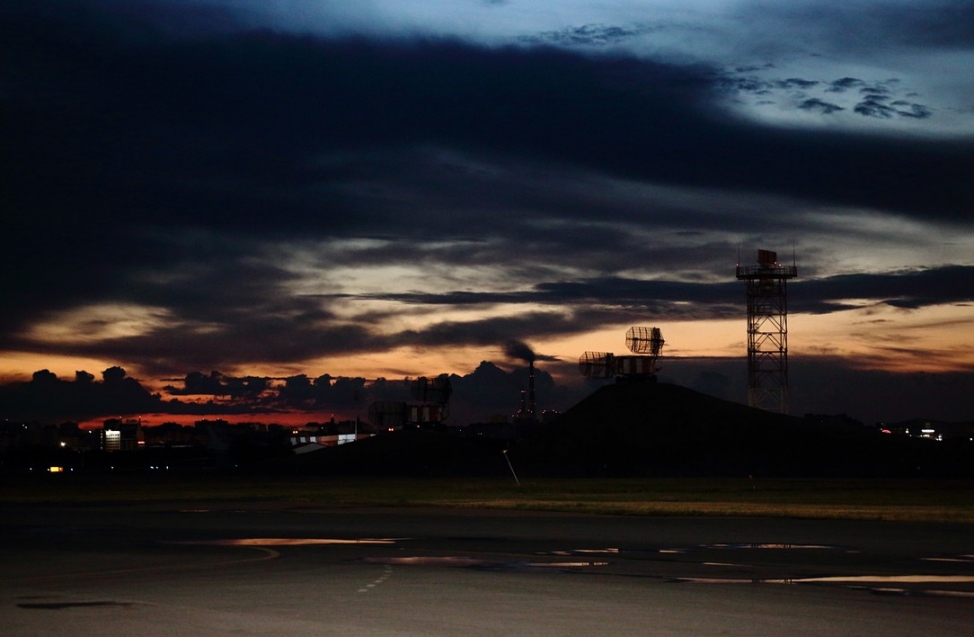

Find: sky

[2,0,974,426]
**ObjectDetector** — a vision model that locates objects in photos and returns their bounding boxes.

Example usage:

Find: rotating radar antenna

[625,326,664,357]
[578,351,616,379]
[578,327,665,382]
[408,374,452,424]
[411,375,452,405]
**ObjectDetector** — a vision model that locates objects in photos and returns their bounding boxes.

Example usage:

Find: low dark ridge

[269,383,972,478]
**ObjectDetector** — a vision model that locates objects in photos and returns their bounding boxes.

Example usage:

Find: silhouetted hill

[267,382,972,478]
[510,382,970,478]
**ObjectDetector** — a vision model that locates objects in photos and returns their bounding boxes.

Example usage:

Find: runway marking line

[358,566,394,594]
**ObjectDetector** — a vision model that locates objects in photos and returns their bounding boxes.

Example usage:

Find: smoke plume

[503,340,559,363]
[504,340,536,363]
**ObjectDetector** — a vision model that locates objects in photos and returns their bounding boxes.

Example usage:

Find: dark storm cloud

[726,76,821,95]
[893,102,933,119]
[0,365,404,421]
[2,0,973,380]
[828,77,867,92]
[0,366,214,421]
[349,276,745,331]
[849,86,932,121]
[727,72,937,122]
[5,1,971,227]
[364,265,974,315]
[395,313,585,350]
[0,368,155,420]
[324,265,974,353]
[523,23,644,47]
[799,98,844,114]
[163,370,269,399]
[793,265,974,314]
[778,78,819,90]
[40,319,379,379]
[855,98,898,119]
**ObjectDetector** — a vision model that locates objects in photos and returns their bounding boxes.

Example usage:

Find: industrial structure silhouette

[736,249,798,414]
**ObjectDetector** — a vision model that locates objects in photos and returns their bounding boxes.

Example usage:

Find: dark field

[4,475,973,524]
[5,384,971,524]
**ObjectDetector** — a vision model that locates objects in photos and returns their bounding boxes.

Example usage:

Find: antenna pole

[735,249,798,414]
[502,449,521,487]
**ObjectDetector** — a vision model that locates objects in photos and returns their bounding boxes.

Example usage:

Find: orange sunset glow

[2,0,973,427]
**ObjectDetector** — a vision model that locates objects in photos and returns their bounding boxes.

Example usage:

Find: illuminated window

[102,430,121,452]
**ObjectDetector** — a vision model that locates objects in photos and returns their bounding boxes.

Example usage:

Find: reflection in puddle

[699,543,840,550]
[365,556,486,566]
[795,575,974,584]
[670,577,763,584]
[17,600,136,610]
[550,543,845,559]
[702,562,743,567]
[527,561,610,568]
[179,538,401,547]
[364,556,608,570]
[670,574,974,599]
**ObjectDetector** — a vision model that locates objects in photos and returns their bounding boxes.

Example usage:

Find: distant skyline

[2,0,973,425]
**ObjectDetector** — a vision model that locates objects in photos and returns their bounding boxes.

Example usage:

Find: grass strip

[3,475,972,524]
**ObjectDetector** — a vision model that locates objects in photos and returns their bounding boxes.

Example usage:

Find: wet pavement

[3,503,973,635]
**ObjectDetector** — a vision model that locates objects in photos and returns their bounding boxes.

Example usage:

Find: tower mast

[735,249,798,414]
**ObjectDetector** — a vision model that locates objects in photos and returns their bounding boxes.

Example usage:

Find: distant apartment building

[100,418,144,452]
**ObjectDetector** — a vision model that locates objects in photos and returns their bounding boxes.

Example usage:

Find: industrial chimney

[528,360,536,418]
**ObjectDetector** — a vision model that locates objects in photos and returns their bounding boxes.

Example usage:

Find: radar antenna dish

[579,351,616,379]
[579,327,665,382]
[368,401,407,430]
[411,375,452,405]
[625,326,664,356]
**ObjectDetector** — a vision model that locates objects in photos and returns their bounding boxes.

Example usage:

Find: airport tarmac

[3,502,973,636]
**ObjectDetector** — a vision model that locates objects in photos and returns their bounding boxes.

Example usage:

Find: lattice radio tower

[735,249,797,414]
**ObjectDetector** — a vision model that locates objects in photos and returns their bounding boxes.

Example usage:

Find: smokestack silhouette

[528,360,535,416]
[505,340,536,418]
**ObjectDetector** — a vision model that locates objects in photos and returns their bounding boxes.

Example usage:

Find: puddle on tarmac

[17,601,136,611]
[547,543,847,559]
[363,556,608,570]
[923,556,974,564]
[669,573,974,596]
[175,537,401,547]
[696,543,843,550]
[365,556,487,567]
[795,574,974,584]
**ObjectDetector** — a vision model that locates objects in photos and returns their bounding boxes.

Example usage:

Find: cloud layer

[2,0,973,423]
